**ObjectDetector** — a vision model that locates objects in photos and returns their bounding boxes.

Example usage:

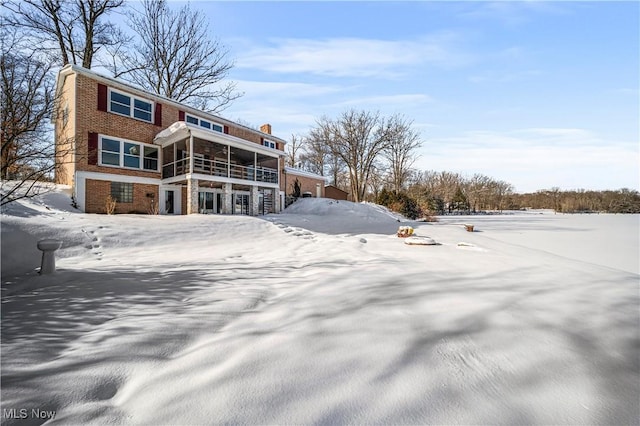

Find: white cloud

[232,80,345,98]
[416,128,639,192]
[236,34,469,77]
[331,94,434,108]
[469,69,543,83]
[460,2,570,27]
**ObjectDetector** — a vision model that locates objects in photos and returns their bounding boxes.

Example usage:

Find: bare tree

[286,134,305,167]
[3,0,127,68]
[1,31,63,205]
[315,110,391,202]
[382,114,422,193]
[300,126,330,177]
[122,0,241,112]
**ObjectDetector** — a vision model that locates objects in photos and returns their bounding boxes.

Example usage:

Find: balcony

[160,136,279,185]
[162,156,278,183]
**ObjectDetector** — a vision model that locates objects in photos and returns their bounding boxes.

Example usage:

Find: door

[234,194,249,215]
[216,193,222,214]
[165,190,174,214]
[198,192,215,213]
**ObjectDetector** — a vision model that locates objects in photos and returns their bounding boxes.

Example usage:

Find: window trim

[263,139,276,149]
[98,135,160,172]
[107,88,154,123]
[185,113,223,133]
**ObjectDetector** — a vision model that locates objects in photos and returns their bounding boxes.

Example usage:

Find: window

[134,98,152,122]
[99,135,159,171]
[101,138,121,166]
[108,89,153,123]
[143,146,158,170]
[263,140,276,149]
[124,143,140,168]
[185,114,223,133]
[111,182,133,203]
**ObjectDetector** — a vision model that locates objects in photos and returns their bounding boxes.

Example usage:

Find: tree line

[287,115,639,217]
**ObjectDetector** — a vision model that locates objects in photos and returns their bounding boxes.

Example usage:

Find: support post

[187,177,199,214]
[250,186,259,216]
[188,134,194,174]
[223,183,233,214]
[274,188,281,213]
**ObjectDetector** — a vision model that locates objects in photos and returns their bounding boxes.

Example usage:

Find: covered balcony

[155,122,280,186]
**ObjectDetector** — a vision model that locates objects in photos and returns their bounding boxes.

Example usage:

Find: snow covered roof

[284,166,326,181]
[153,121,285,158]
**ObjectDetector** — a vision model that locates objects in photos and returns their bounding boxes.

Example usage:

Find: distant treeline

[372,171,640,218]
[508,188,640,214]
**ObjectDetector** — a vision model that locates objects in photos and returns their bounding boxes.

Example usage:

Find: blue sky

[164,1,638,193]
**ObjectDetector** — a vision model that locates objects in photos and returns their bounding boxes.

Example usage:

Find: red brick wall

[85,179,159,214]
[75,75,167,178]
[282,170,325,197]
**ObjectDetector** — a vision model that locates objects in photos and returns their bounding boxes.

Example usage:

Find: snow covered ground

[1,187,639,425]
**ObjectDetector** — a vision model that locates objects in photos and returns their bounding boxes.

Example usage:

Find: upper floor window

[109,89,153,123]
[263,139,276,149]
[99,135,159,172]
[185,114,223,133]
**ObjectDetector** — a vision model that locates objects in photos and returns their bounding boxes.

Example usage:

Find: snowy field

[1,186,639,425]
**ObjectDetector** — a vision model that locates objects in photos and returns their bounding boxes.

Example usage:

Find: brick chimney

[260,123,272,134]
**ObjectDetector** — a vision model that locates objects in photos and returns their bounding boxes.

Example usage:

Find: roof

[324,184,348,194]
[284,166,327,181]
[55,64,286,144]
[154,121,283,158]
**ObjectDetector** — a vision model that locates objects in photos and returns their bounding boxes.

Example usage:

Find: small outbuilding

[325,185,349,201]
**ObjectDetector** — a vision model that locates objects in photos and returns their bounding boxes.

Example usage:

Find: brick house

[54,65,325,215]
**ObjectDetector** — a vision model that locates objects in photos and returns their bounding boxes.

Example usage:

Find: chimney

[260,123,272,134]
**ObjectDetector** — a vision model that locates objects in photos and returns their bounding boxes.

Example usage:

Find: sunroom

[154,122,282,215]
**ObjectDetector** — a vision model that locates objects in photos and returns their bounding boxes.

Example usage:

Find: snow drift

[1,191,638,425]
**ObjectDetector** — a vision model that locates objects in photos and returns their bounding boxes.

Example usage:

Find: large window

[185,114,223,133]
[111,182,133,203]
[109,89,153,123]
[99,135,159,172]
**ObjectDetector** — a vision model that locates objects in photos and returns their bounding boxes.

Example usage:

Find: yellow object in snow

[397,226,414,238]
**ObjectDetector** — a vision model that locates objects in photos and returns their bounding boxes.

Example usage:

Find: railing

[162,156,277,184]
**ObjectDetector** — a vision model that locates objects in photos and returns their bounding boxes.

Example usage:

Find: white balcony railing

[162,157,278,184]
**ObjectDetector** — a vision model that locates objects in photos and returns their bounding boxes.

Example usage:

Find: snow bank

[279,198,404,235]
[1,190,638,425]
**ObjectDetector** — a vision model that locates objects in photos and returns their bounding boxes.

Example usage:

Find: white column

[189,135,194,174]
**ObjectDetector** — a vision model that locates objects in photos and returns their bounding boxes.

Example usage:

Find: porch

[154,122,282,215]
[160,138,278,184]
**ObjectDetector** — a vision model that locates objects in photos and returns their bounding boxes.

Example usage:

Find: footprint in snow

[82,228,104,258]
